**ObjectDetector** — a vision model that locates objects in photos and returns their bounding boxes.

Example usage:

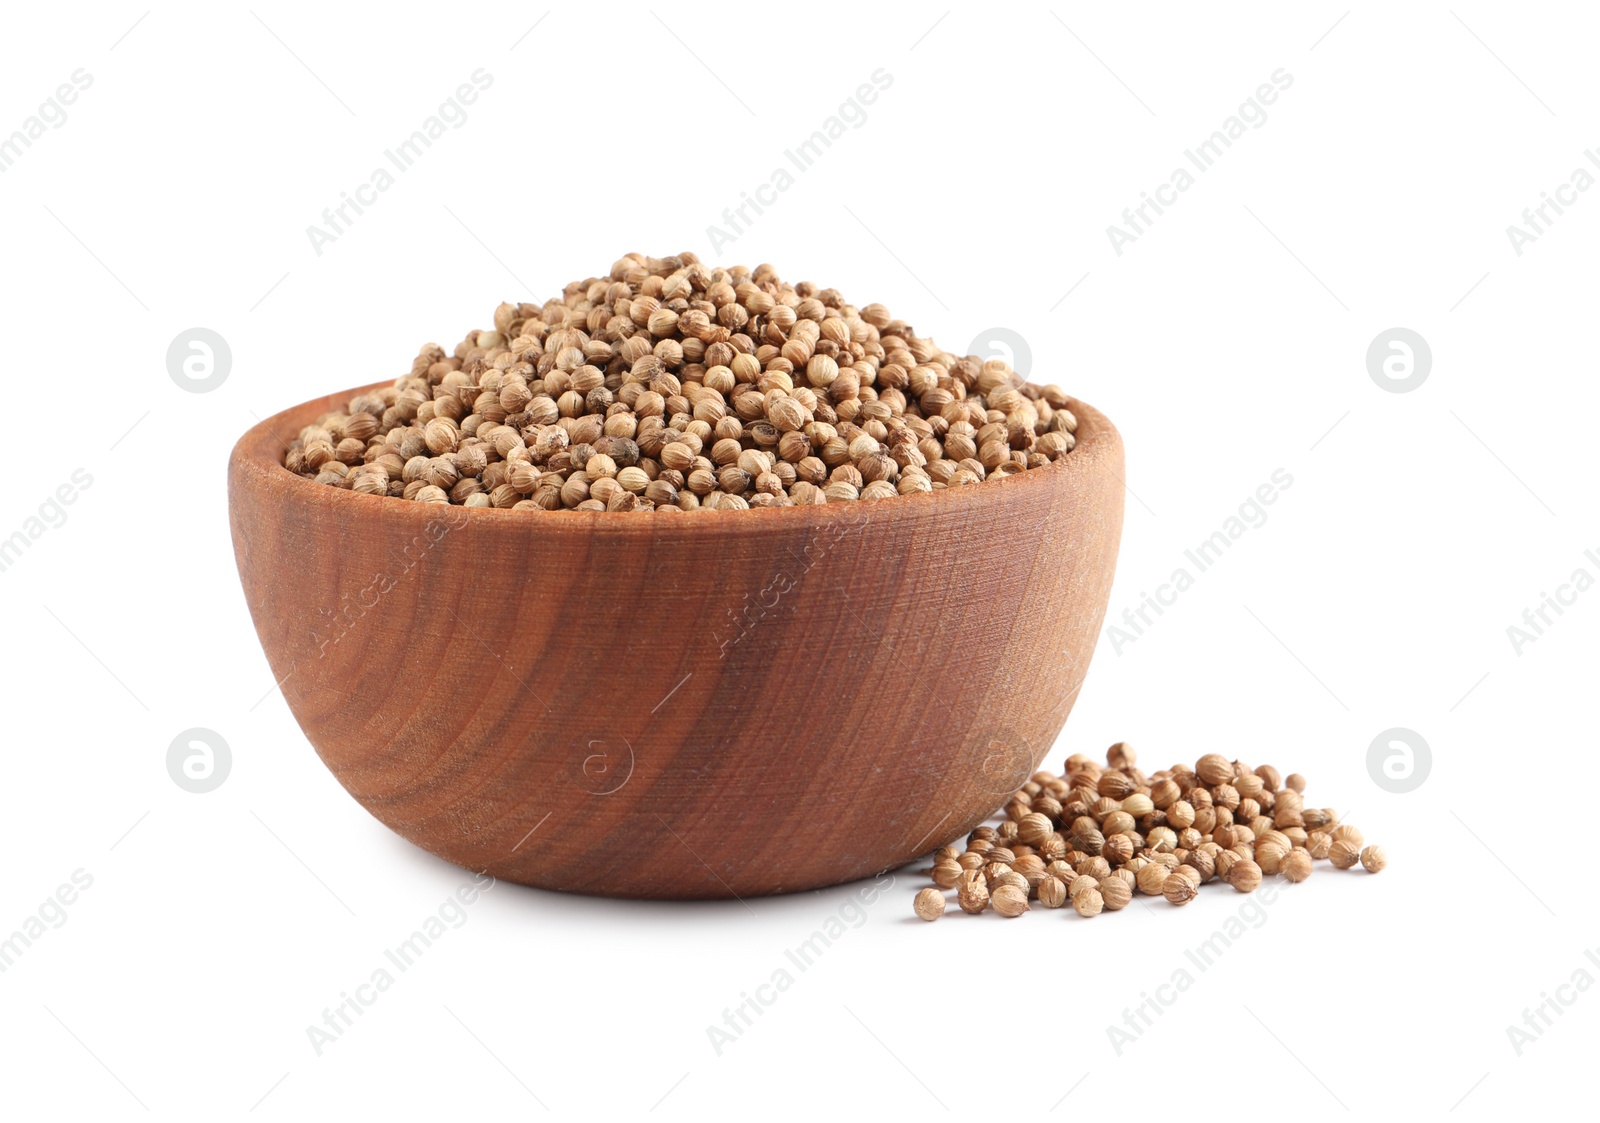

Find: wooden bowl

[228,383,1124,898]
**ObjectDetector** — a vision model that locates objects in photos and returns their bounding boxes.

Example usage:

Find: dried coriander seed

[915,743,1387,924]
[1228,860,1263,893]
[1162,876,1198,906]
[1329,840,1362,870]
[913,887,946,921]
[957,875,990,915]
[286,253,1079,512]
[1282,849,1313,883]
[992,884,1030,918]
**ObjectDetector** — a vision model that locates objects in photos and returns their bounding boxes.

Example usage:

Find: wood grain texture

[228,381,1125,898]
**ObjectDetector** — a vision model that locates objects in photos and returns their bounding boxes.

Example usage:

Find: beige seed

[1282,849,1313,883]
[991,884,1030,918]
[1162,876,1197,906]
[913,888,945,922]
[1073,887,1104,917]
[1329,840,1362,870]
[1227,860,1263,893]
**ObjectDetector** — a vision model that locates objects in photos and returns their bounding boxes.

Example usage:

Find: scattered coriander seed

[957,874,991,915]
[1331,824,1365,848]
[1099,877,1132,911]
[1136,863,1170,896]
[1329,840,1362,870]
[1228,859,1263,893]
[1068,874,1099,901]
[913,887,946,921]
[992,884,1030,918]
[993,870,1030,896]
[918,745,1386,924]
[1162,876,1198,906]
[1282,849,1313,883]
[1037,875,1068,909]
[1255,842,1287,876]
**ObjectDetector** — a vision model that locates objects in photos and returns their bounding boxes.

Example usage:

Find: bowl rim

[230,379,1122,533]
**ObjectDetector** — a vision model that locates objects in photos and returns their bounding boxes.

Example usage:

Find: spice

[914,745,1387,921]
[1227,860,1263,893]
[957,874,990,914]
[992,884,1030,918]
[1162,876,1197,906]
[286,253,1079,512]
[1073,887,1104,917]
[1282,849,1313,883]
[913,887,945,921]
[1329,840,1362,870]
[1098,876,1132,911]
[1037,875,1068,909]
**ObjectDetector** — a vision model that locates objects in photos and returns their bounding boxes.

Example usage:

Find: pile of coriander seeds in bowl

[281,252,1080,512]
[912,745,1387,921]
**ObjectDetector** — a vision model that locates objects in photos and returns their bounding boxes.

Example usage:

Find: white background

[2,2,1593,1118]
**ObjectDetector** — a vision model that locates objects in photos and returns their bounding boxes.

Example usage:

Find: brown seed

[1227,860,1263,893]
[1329,840,1362,870]
[957,875,990,914]
[1121,793,1155,818]
[1255,843,1287,876]
[1162,877,1197,906]
[1073,887,1104,917]
[284,259,1079,512]
[1017,812,1054,848]
[1282,849,1313,883]
[1037,876,1068,909]
[913,887,945,921]
[1331,824,1365,847]
[992,884,1030,918]
[1135,863,1170,896]
[1196,754,1234,786]
[1098,877,1132,911]
[1360,845,1387,873]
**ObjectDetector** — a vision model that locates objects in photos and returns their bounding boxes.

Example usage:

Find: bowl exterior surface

[229,385,1124,897]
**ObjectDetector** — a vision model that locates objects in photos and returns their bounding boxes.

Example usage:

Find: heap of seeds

[912,745,1386,921]
[282,253,1080,511]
